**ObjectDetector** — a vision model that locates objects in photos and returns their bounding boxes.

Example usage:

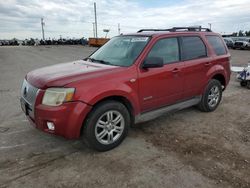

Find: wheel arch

[206,65,227,91]
[212,73,226,90]
[80,95,135,136]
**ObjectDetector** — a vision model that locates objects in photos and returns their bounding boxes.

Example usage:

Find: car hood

[26,60,120,89]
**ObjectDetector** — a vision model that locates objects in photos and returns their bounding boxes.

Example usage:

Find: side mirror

[142,57,164,69]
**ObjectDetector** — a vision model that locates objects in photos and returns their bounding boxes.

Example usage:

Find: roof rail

[137,27,212,33]
[137,29,172,33]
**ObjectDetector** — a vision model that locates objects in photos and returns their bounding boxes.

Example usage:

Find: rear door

[180,36,210,99]
[138,37,184,112]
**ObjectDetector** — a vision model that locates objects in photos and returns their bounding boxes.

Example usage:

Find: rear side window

[147,38,179,64]
[206,36,227,56]
[181,36,207,61]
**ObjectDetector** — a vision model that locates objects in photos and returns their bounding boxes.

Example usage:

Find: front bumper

[21,99,92,139]
[20,79,92,139]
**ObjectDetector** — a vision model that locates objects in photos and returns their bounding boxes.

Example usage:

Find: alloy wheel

[208,85,220,108]
[95,110,125,145]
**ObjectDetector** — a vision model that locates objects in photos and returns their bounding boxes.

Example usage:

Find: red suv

[20,27,231,151]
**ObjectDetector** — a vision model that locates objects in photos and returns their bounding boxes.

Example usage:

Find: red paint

[24,31,231,139]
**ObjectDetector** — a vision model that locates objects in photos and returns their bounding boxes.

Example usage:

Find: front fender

[72,80,140,115]
[88,88,140,115]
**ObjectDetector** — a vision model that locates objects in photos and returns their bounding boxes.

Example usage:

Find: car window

[90,36,149,67]
[206,36,227,56]
[147,38,179,64]
[181,36,207,61]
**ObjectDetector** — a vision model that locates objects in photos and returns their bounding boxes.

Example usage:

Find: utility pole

[94,2,98,38]
[208,23,212,30]
[92,22,96,38]
[41,18,45,40]
[118,23,121,35]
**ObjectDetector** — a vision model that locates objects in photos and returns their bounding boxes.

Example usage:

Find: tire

[198,79,222,112]
[247,81,250,89]
[83,100,130,151]
[240,80,247,87]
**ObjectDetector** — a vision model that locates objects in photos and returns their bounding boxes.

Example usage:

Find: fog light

[47,122,55,131]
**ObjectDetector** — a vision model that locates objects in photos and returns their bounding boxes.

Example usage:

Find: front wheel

[83,100,130,151]
[198,79,222,112]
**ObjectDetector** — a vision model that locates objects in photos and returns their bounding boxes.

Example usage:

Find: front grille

[20,79,39,118]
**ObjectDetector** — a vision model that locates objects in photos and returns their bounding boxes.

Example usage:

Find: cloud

[0,0,250,39]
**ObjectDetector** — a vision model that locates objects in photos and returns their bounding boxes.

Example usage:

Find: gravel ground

[0,46,249,188]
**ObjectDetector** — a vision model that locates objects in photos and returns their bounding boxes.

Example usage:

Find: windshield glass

[89,36,150,67]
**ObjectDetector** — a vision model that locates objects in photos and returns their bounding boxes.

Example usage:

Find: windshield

[89,36,150,67]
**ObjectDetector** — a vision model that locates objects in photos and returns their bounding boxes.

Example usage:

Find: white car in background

[231,63,250,89]
[233,38,250,50]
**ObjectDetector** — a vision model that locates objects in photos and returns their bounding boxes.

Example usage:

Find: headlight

[42,88,75,106]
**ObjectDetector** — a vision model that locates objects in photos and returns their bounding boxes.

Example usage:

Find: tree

[232,32,238,37]
[238,30,244,36]
[245,31,250,36]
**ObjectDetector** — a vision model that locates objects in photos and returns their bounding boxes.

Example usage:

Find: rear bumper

[25,101,92,139]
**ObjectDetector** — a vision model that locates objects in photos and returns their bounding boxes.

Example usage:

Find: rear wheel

[198,79,222,112]
[83,100,130,151]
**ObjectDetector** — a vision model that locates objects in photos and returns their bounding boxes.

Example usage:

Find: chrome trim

[20,79,40,119]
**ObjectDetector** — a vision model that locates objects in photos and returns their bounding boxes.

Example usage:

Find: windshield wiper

[84,57,94,62]
[84,57,112,65]
[94,59,111,65]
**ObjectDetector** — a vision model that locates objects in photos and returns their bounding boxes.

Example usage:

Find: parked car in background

[0,38,88,46]
[223,37,234,48]
[233,37,250,50]
[0,40,10,46]
[20,27,231,151]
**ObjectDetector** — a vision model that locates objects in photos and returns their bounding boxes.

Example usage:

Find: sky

[1,0,250,40]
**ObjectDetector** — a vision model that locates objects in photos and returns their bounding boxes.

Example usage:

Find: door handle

[204,62,212,66]
[172,68,180,73]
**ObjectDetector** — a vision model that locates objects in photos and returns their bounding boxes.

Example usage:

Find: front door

[138,37,184,112]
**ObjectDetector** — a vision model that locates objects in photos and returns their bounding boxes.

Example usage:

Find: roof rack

[137,26,212,33]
